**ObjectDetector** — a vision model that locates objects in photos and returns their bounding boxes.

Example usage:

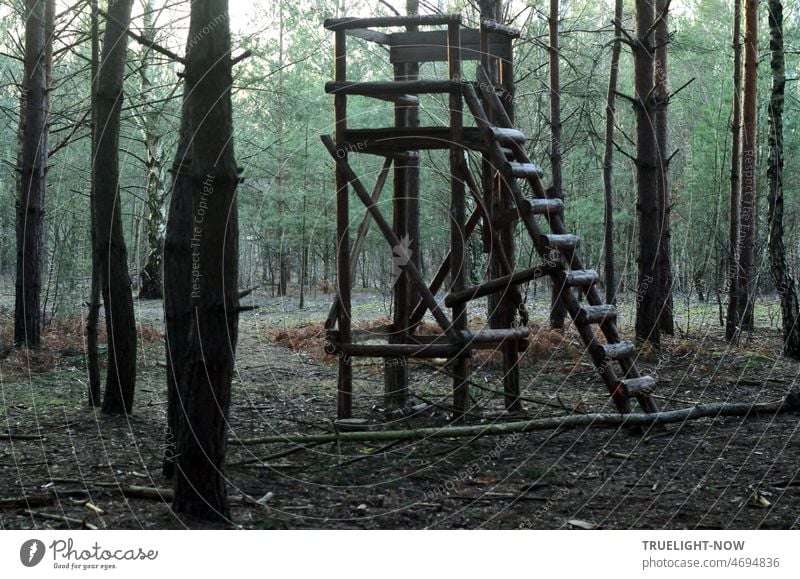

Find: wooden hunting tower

[321,13,659,420]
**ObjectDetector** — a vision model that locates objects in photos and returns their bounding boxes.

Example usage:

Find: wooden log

[387,69,412,409]
[329,342,466,358]
[576,305,618,324]
[480,18,522,38]
[507,161,544,178]
[448,22,470,420]
[340,127,485,155]
[345,28,390,45]
[493,199,564,229]
[444,262,561,307]
[491,127,527,144]
[541,233,581,251]
[464,327,530,343]
[564,269,599,287]
[324,14,461,30]
[0,493,54,509]
[598,341,636,360]
[616,376,656,397]
[232,391,800,445]
[1,432,45,441]
[24,510,97,530]
[325,80,459,96]
[390,29,512,64]
[334,28,352,419]
[370,93,420,107]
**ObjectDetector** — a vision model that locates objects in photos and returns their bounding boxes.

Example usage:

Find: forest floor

[1,289,799,530]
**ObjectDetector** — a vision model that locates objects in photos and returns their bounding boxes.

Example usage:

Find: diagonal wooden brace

[321,134,458,338]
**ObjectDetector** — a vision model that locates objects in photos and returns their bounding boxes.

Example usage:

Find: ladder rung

[491,127,527,144]
[508,161,543,178]
[541,234,580,251]
[576,305,617,324]
[493,199,563,228]
[598,341,636,360]
[528,198,563,215]
[564,270,599,287]
[617,376,656,397]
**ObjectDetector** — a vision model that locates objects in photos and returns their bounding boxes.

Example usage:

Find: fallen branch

[0,494,55,509]
[93,484,264,507]
[1,432,45,442]
[24,509,98,530]
[231,391,800,446]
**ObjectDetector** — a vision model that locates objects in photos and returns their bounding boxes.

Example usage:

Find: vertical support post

[385,61,410,410]
[481,5,521,412]
[498,33,521,412]
[448,20,469,419]
[334,29,352,419]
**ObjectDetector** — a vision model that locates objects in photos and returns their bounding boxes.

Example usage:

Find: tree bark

[726,0,743,342]
[87,0,101,407]
[634,0,660,347]
[95,0,138,414]
[736,0,758,335]
[171,0,240,522]
[603,0,623,306]
[654,0,674,335]
[548,0,566,329]
[162,95,192,479]
[138,0,167,301]
[15,0,50,349]
[765,0,800,357]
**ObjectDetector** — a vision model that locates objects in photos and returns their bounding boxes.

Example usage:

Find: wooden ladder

[458,66,659,415]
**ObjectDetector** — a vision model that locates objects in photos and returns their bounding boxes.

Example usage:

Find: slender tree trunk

[726,0,743,342]
[87,0,101,407]
[654,0,674,334]
[634,0,660,347]
[766,0,800,357]
[736,0,758,335]
[548,0,566,329]
[95,0,137,414]
[603,0,623,305]
[138,0,166,300]
[15,0,50,349]
[171,0,240,522]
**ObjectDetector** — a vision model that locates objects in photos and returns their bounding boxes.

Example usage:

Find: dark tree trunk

[603,0,623,306]
[171,0,240,522]
[548,0,566,329]
[736,0,758,335]
[726,0,743,342]
[633,0,660,347]
[654,0,674,335]
[138,0,166,301]
[162,95,193,479]
[87,0,101,407]
[766,0,800,357]
[95,0,138,414]
[15,0,50,349]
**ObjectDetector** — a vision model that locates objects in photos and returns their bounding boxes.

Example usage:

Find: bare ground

[1,291,799,530]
